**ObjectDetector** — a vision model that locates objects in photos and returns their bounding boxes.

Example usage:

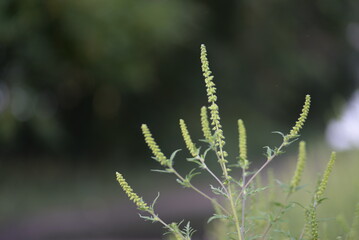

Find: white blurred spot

[326,90,359,150]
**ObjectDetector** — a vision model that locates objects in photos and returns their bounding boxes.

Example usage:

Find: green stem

[215,142,243,240]
[241,167,247,233]
[148,210,187,240]
[201,160,229,196]
[261,194,291,239]
[236,142,286,204]
[171,167,229,215]
[228,184,243,240]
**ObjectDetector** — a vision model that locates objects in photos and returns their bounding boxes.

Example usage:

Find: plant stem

[171,167,229,215]
[200,160,229,196]
[261,194,291,239]
[148,210,187,240]
[215,142,243,240]
[241,167,247,233]
[228,185,244,240]
[236,142,286,203]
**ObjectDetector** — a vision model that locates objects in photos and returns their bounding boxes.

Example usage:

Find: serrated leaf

[210,185,228,197]
[139,214,157,223]
[247,186,269,196]
[181,221,196,238]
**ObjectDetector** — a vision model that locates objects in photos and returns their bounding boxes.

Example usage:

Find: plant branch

[171,167,229,215]
[236,142,286,203]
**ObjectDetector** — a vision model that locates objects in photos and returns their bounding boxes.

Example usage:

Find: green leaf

[201,147,213,159]
[207,214,229,223]
[263,146,274,158]
[181,221,196,238]
[316,197,328,205]
[185,168,201,182]
[186,157,204,168]
[210,185,228,197]
[272,131,286,138]
[150,192,160,209]
[139,214,158,223]
[272,201,286,208]
[151,169,173,174]
[275,179,290,191]
[247,186,269,196]
[168,149,182,166]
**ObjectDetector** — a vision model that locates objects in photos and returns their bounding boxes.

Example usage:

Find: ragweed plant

[115,45,358,240]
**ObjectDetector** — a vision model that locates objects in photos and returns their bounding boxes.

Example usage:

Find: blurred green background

[0,0,359,239]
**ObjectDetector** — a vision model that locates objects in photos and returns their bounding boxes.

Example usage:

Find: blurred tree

[0,0,202,156]
[0,0,357,162]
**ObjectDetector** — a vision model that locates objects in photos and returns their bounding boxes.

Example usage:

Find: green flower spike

[200,106,214,145]
[305,207,319,240]
[285,95,311,143]
[141,124,169,166]
[315,152,336,203]
[238,119,249,169]
[179,119,198,157]
[348,202,359,240]
[289,141,306,193]
[200,44,228,173]
[116,172,149,210]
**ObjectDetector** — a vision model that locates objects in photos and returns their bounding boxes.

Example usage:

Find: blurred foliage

[0,0,202,156]
[0,0,358,162]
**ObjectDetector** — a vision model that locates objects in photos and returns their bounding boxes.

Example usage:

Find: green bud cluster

[238,119,249,169]
[290,141,306,193]
[116,172,149,210]
[315,152,336,202]
[348,203,359,240]
[141,124,169,166]
[305,207,319,240]
[200,106,214,145]
[200,44,228,172]
[179,119,198,157]
[285,95,311,142]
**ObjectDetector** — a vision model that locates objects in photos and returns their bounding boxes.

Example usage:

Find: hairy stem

[261,194,291,239]
[236,142,286,203]
[148,210,187,240]
[241,167,247,233]
[171,167,229,215]
[201,160,229,197]
[228,185,244,240]
[214,146,243,240]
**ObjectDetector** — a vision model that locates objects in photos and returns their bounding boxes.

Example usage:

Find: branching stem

[236,142,286,204]
[261,194,291,239]
[171,167,229,215]
[147,209,187,240]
